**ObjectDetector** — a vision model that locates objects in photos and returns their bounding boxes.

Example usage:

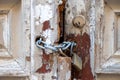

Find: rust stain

[66,33,94,80]
[36,51,52,73]
[59,0,66,11]
[42,20,50,31]
[36,64,51,73]
[58,0,66,43]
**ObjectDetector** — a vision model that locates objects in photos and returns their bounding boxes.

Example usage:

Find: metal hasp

[36,38,82,70]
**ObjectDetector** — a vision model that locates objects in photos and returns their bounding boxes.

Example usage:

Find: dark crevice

[58,0,66,43]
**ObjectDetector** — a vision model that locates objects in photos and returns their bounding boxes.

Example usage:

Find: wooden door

[0,0,95,80]
[2,0,120,80]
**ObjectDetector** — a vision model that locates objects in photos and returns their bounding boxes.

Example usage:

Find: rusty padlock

[72,15,86,29]
[59,49,82,70]
[72,53,82,70]
[70,42,82,70]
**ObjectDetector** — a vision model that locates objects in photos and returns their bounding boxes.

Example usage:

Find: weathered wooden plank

[65,0,94,79]
[32,0,62,80]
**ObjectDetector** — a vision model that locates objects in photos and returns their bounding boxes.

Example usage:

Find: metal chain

[36,38,76,52]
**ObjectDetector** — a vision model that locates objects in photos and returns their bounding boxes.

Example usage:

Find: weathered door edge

[30,0,35,78]
[90,0,96,77]
[30,0,65,80]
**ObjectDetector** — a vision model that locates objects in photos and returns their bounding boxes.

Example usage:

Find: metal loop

[70,42,76,56]
[36,39,45,49]
[61,42,71,50]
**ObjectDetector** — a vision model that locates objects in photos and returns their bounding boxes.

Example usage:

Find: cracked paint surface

[34,0,60,77]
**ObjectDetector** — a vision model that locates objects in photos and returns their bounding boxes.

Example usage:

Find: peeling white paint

[31,75,38,80]
[57,0,63,5]
[42,28,58,45]
[67,0,85,14]
[47,0,54,4]
[58,57,71,80]
[66,71,71,80]
[60,65,63,70]
[35,4,53,23]
[35,21,40,26]
[33,0,60,79]
[52,54,58,79]
[35,5,40,20]
[65,0,86,36]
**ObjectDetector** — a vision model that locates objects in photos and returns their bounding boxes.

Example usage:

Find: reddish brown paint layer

[42,20,50,31]
[36,51,51,73]
[66,33,94,80]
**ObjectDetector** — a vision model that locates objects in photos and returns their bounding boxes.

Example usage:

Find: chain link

[36,38,76,52]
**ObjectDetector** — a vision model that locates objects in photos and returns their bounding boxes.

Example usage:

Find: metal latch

[36,38,82,70]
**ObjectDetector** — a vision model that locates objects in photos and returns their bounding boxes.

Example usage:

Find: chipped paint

[36,52,51,73]
[35,4,53,23]
[65,0,85,25]
[66,71,71,80]
[58,57,71,80]
[65,33,94,79]
[42,28,59,45]
[35,2,60,45]
[42,21,50,31]
[33,0,61,79]
[31,75,39,80]
[41,20,59,46]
